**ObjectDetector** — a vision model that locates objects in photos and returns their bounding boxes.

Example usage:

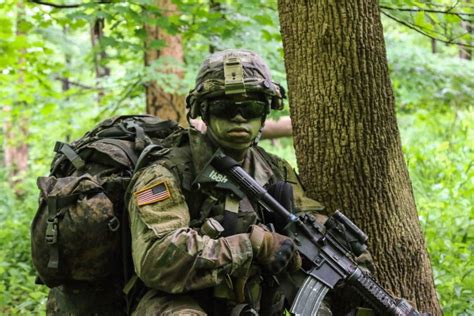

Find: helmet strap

[186,111,198,130]
[252,115,267,146]
[196,100,209,124]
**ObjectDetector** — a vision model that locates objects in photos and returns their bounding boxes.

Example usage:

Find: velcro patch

[134,180,171,206]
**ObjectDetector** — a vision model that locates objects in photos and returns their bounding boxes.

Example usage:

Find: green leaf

[254,14,274,26]
[40,103,56,115]
[149,39,165,49]
[100,35,118,47]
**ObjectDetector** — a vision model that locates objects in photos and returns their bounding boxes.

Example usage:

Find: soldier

[127,49,334,315]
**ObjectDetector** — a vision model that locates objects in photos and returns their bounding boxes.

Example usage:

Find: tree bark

[278,0,441,314]
[144,0,187,125]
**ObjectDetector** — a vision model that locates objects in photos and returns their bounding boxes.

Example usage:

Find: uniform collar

[188,128,274,187]
[189,128,216,175]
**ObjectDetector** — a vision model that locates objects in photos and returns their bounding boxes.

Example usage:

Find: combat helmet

[186,49,286,121]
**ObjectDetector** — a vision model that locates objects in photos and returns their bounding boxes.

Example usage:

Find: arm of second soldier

[128,162,253,294]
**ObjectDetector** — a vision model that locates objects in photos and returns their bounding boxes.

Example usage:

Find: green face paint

[207,113,262,154]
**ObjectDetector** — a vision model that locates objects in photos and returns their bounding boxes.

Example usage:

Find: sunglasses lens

[208,101,231,118]
[208,100,266,119]
[240,101,266,119]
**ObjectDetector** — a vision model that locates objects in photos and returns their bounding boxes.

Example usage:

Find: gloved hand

[355,251,375,274]
[249,225,301,274]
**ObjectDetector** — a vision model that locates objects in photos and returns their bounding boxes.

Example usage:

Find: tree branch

[380,5,474,17]
[28,0,111,9]
[381,10,474,48]
[54,76,96,89]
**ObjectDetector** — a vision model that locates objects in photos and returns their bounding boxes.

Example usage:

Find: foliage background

[0,0,472,315]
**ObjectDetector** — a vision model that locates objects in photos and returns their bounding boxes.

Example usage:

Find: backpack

[31,115,182,309]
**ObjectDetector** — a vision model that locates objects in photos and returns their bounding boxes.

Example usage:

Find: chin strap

[252,115,267,146]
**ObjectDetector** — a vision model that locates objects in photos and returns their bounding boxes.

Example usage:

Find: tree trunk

[459,21,472,60]
[3,107,28,188]
[431,38,437,54]
[90,18,109,104]
[144,0,187,125]
[278,1,441,314]
[3,0,29,194]
[209,0,222,53]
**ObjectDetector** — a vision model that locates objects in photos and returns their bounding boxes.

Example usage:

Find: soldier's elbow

[136,265,186,294]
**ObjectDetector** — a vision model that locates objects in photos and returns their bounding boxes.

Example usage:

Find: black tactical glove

[355,251,375,274]
[249,225,301,274]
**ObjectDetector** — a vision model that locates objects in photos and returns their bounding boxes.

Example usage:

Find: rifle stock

[211,151,429,316]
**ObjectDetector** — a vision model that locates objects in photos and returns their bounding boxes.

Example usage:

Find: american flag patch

[134,180,171,206]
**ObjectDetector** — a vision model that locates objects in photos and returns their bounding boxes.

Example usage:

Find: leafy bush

[399,109,473,315]
[386,32,474,113]
[386,30,473,315]
[0,170,47,315]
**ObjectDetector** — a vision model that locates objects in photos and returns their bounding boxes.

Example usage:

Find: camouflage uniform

[128,128,327,315]
[125,49,343,315]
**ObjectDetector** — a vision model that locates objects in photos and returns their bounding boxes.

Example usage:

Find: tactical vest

[143,132,289,234]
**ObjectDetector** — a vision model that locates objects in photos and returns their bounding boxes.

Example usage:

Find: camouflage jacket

[127,129,325,298]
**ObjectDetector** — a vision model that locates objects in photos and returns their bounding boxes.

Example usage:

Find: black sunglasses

[207,99,267,119]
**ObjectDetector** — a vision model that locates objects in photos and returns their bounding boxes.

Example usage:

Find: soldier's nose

[230,113,247,122]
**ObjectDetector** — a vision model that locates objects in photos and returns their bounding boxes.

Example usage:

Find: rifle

[210,151,429,316]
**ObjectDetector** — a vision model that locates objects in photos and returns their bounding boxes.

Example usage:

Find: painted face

[206,95,265,153]
[208,113,262,151]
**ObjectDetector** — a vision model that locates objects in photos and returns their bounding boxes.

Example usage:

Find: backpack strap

[45,196,61,270]
[253,146,285,181]
[126,121,151,151]
[133,144,164,173]
[54,142,85,170]
[45,187,103,270]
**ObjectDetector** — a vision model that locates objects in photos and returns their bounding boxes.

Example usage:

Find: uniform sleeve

[128,163,253,294]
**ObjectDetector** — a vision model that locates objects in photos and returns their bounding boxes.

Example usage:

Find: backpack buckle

[108,216,120,232]
[45,217,59,244]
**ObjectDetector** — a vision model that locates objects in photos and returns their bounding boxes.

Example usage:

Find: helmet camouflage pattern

[186,49,286,119]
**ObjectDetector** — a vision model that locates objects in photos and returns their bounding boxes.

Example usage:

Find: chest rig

[154,132,288,238]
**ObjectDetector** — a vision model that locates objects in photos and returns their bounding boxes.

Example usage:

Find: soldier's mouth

[227,128,250,137]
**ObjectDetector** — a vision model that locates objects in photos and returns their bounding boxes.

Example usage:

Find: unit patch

[134,180,171,206]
